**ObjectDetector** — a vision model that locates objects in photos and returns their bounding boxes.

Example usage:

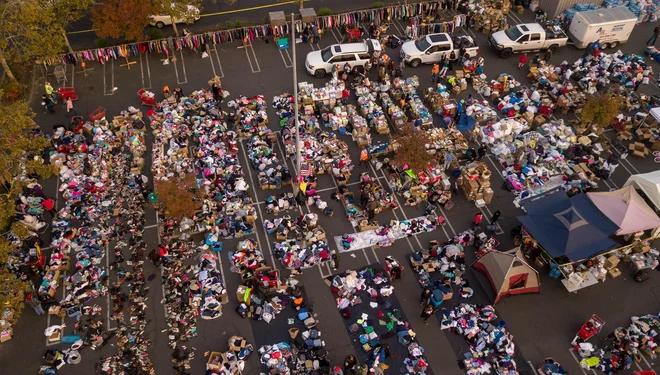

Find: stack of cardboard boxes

[0,309,15,343]
[474,0,510,33]
[604,255,621,279]
[461,163,494,204]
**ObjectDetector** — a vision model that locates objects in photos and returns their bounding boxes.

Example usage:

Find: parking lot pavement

[7,9,660,375]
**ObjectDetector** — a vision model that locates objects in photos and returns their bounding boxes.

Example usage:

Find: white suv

[305,39,381,78]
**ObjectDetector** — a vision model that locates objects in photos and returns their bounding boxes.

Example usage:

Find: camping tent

[518,190,619,261]
[473,248,540,303]
[587,186,660,235]
[624,171,660,211]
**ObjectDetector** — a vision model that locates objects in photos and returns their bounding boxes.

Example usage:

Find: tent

[517,190,619,261]
[624,171,660,211]
[587,186,660,235]
[473,248,540,303]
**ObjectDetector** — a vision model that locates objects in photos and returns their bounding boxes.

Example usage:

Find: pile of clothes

[227,95,269,136]
[576,312,660,372]
[194,251,227,320]
[440,303,518,375]
[150,104,194,181]
[247,134,292,189]
[411,231,473,289]
[228,238,266,276]
[330,267,431,374]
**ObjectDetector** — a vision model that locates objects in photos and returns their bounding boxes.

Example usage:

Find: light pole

[291,13,301,176]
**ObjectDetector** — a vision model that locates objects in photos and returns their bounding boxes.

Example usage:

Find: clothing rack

[48,1,444,66]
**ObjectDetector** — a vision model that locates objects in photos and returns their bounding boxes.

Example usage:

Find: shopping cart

[89,106,106,121]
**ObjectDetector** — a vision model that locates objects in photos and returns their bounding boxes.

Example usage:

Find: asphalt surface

[67,0,399,49]
[2,5,660,375]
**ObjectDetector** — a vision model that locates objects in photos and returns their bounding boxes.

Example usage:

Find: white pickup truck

[488,23,568,58]
[401,33,479,67]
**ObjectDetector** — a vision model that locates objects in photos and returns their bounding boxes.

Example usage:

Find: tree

[42,0,97,54]
[0,0,65,82]
[155,175,202,221]
[0,94,52,322]
[92,0,156,42]
[581,94,622,130]
[153,0,202,36]
[392,124,438,173]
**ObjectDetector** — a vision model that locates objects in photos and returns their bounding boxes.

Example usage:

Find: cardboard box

[207,351,226,370]
[533,115,546,128]
[228,336,247,352]
[604,255,620,270]
[236,285,251,304]
[607,267,621,279]
[629,142,649,157]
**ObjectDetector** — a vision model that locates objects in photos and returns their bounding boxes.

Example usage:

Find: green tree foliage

[0,93,53,229]
[42,0,97,53]
[581,94,623,130]
[0,93,53,322]
[0,0,65,82]
[92,0,156,41]
[392,123,438,173]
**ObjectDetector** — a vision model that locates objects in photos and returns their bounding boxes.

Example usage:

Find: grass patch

[371,2,385,8]
[147,28,164,40]
[318,7,334,16]
[95,38,109,48]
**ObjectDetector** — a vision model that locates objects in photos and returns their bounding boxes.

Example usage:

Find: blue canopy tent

[517,191,619,262]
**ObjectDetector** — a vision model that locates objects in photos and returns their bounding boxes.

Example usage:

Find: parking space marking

[209,47,225,78]
[238,141,275,269]
[639,352,653,369]
[329,27,342,44]
[568,348,593,375]
[138,53,152,90]
[239,40,262,73]
[279,48,293,68]
[527,361,538,375]
[480,204,505,234]
[172,49,188,84]
[216,252,228,290]
[392,19,405,35]
[103,60,115,96]
[68,63,75,89]
[207,48,218,77]
[105,243,113,331]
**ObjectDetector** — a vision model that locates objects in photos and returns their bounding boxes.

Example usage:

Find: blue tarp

[517,191,619,261]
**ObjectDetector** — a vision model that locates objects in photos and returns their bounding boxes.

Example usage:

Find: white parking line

[568,348,593,375]
[103,60,115,96]
[329,27,342,44]
[105,243,113,330]
[144,224,158,229]
[207,48,218,77]
[144,52,152,89]
[248,43,261,73]
[216,253,227,290]
[527,361,538,375]
[238,142,275,270]
[176,49,188,84]
[480,204,504,234]
[213,47,225,78]
[391,19,405,35]
[69,63,75,89]
[278,48,293,68]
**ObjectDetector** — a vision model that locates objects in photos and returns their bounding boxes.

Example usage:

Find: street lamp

[291,13,301,176]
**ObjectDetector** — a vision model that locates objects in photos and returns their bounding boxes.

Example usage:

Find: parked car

[489,23,568,58]
[149,4,201,28]
[305,39,382,78]
[400,33,479,67]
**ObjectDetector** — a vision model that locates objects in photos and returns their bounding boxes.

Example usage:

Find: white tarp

[649,107,660,123]
[624,171,660,211]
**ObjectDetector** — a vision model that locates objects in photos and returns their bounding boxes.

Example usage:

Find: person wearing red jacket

[41,198,56,217]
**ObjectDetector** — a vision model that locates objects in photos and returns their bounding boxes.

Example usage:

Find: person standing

[311,24,320,44]
[45,81,56,102]
[473,212,483,227]
[454,175,463,195]
[342,88,350,105]
[544,49,553,63]
[490,210,501,223]
[420,303,433,324]
[431,62,440,83]
[26,293,45,315]
[518,53,528,69]
[420,287,432,306]
[359,148,369,166]
[65,97,78,117]
[648,26,660,46]
[477,143,487,160]
[440,57,450,77]
[148,249,161,266]
[42,95,56,114]
[41,197,56,217]
[343,354,357,374]
[331,250,340,271]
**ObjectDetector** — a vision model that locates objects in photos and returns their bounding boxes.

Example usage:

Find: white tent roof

[649,107,660,123]
[587,186,660,235]
[624,171,660,211]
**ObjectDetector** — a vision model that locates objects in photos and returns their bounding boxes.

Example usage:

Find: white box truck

[567,7,637,49]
